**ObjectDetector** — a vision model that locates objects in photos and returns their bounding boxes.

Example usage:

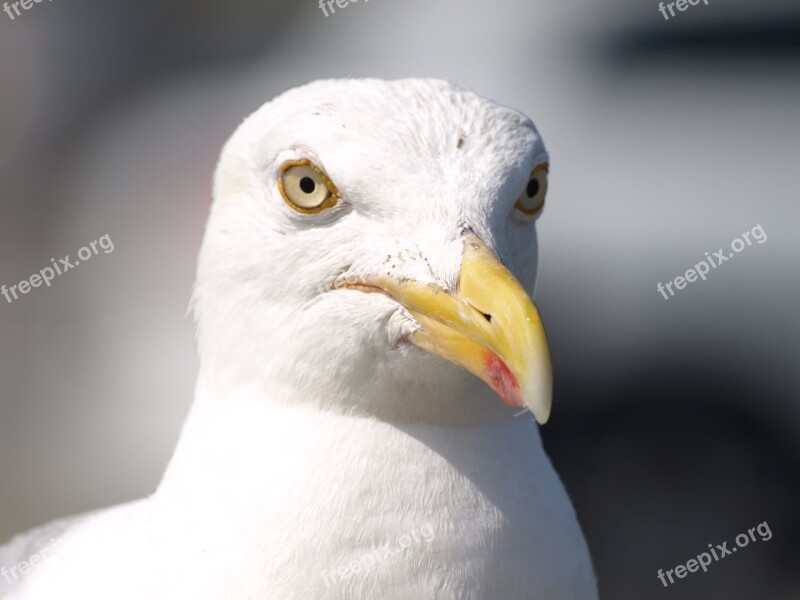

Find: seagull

[1,79,597,599]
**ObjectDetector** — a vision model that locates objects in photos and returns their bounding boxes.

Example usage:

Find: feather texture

[2,79,597,599]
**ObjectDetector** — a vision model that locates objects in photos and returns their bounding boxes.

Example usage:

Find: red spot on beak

[484,353,524,407]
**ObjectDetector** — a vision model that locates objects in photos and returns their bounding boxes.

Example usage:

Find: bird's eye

[278,160,339,213]
[514,164,548,217]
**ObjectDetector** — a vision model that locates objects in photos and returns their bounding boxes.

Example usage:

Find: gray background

[0,0,798,598]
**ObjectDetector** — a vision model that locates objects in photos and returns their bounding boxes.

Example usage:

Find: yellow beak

[367,234,553,424]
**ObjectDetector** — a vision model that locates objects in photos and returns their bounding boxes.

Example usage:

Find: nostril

[458,224,475,239]
[467,300,493,324]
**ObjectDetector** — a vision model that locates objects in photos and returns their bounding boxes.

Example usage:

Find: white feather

[2,79,596,599]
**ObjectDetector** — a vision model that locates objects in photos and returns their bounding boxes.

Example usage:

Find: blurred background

[0,0,798,598]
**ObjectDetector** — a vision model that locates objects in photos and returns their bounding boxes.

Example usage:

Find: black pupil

[300,177,316,194]
[526,178,540,198]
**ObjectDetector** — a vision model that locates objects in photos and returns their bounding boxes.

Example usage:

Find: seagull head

[193,79,552,425]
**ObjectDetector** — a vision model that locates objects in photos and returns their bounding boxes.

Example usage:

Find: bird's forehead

[250,80,545,190]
